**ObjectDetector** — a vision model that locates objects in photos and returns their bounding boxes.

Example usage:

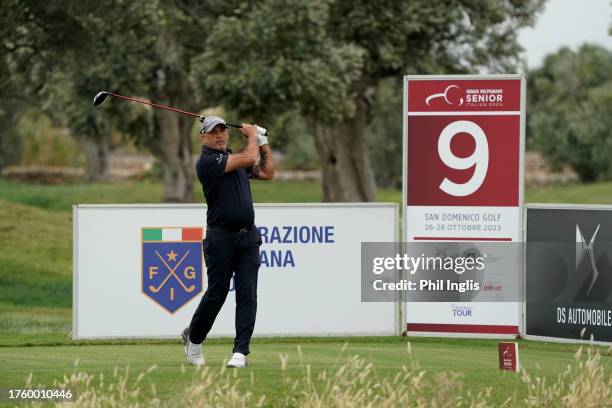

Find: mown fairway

[1,336,610,406]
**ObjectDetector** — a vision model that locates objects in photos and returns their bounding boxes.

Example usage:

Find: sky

[518,0,612,68]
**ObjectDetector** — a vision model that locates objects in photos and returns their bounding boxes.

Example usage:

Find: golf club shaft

[104,92,242,128]
[106,92,202,119]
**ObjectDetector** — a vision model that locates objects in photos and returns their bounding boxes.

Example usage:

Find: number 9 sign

[406,112,519,207]
[438,120,488,197]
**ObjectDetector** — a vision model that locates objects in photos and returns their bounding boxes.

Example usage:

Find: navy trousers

[188,225,261,355]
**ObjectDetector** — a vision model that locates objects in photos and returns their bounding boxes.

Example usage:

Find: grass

[0,179,363,212]
[4,179,612,213]
[0,199,72,314]
[525,181,612,204]
[0,179,165,212]
[0,336,610,406]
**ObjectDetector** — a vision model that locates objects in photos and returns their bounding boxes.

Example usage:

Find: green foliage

[192,0,544,123]
[40,2,158,143]
[281,133,319,170]
[266,112,319,170]
[1,0,159,154]
[191,0,544,200]
[1,0,545,200]
[16,110,85,167]
[528,44,612,182]
[0,111,23,170]
[191,0,365,124]
[366,78,403,188]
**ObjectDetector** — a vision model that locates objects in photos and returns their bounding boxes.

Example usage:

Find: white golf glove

[255,125,268,146]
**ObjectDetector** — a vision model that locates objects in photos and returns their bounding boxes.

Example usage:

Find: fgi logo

[142,227,204,313]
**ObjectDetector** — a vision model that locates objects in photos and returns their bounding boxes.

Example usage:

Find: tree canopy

[192,0,545,201]
[528,44,612,182]
[2,0,547,200]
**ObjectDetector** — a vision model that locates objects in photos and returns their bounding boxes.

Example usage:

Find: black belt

[206,224,253,233]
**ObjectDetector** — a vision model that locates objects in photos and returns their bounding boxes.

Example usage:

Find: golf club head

[93,91,110,106]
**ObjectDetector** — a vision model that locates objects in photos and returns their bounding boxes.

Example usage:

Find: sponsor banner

[73,204,398,338]
[407,79,521,112]
[403,75,525,337]
[404,303,520,329]
[525,205,612,344]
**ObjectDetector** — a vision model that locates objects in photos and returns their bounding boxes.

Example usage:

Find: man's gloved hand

[255,125,268,146]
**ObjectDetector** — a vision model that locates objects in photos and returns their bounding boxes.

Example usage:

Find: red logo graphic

[425,85,464,107]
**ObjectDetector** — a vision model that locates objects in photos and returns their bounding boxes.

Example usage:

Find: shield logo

[142,227,204,313]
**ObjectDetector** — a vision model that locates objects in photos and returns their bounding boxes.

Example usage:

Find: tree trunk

[152,107,195,202]
[78,137,109,182]
[309,100,377,202]
[144,30,197,203]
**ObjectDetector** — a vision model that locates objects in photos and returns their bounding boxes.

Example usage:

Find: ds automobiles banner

[525,205,612,344]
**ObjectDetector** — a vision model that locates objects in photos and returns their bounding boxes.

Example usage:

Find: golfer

[182,116,275,367]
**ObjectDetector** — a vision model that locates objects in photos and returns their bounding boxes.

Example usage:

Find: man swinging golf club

[91,91,273,367]
[182,116,275,368]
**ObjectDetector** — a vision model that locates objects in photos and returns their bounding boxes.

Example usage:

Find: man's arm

[225,124,259,173]
[250,144,276,180]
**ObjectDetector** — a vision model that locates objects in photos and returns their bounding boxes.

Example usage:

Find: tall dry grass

[276,344,491,408]
[24,343,611,408]
[522,347,611,408]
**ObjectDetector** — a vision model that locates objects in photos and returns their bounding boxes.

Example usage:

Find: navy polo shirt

[196,145,255,230]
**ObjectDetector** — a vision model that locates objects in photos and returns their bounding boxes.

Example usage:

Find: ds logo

[576,224,600,296]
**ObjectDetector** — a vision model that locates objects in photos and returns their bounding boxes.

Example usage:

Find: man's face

[203,125,229,151]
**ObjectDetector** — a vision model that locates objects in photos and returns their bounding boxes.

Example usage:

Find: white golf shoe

[226,352,247,368]
[181,327,204,366]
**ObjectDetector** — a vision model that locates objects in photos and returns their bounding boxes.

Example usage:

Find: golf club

[93,91,268,135]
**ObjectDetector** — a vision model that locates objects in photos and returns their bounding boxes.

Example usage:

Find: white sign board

[403,75,525,337]
[73,203,398,339]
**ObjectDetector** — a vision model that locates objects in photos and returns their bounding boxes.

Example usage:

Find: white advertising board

[73,203,398,339]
